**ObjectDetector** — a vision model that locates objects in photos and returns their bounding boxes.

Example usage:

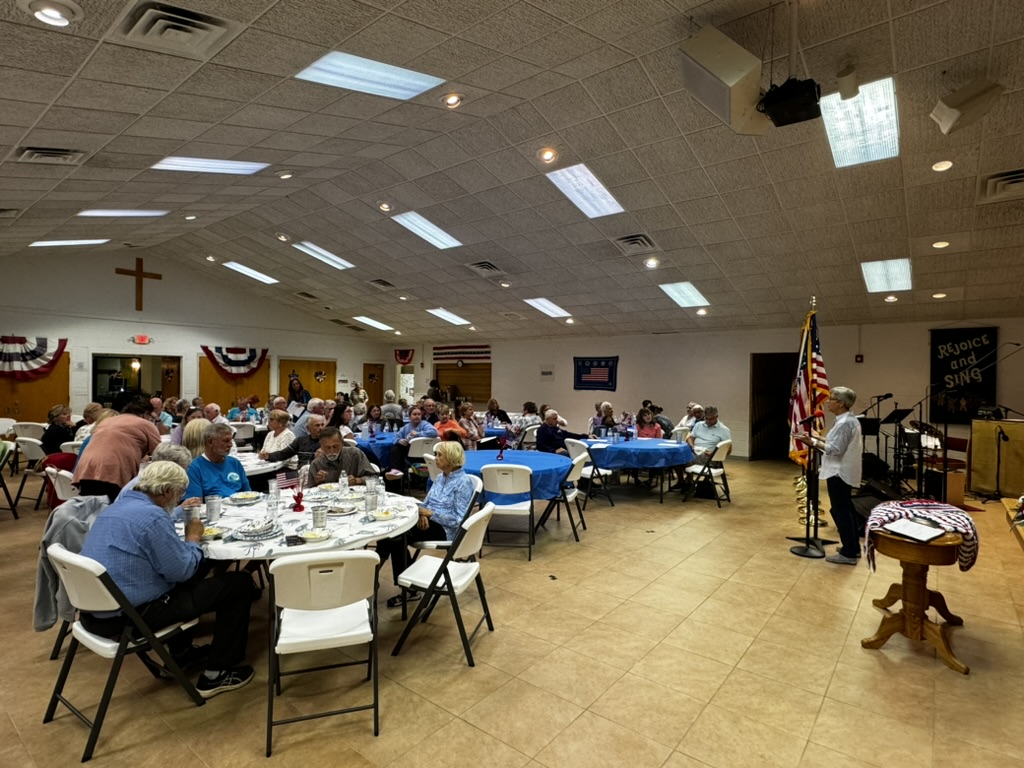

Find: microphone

[998,426,1009,442]
[800,409,824,426]
[873,393,893,402]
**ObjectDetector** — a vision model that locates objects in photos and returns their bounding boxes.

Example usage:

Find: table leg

[927,589,963,626]
[900,561,929,640]
[861,610,906,649]
[922,619,969,674]
[872,582,902,610]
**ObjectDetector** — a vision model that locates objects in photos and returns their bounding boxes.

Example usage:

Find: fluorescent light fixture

[292,241,354,271]
[77,209,168,217]
[295,51,445,100]
[223,261,278,284]
[524,297,571,318]
[427,307,470,326]
[659,281,710,307]
[29,239,109,247]
[151,156,270,175]
[393,211,461,249]
[545,163,624,218]
[820,77,900,168]
[860,258,912,293]
[353,315,393,331]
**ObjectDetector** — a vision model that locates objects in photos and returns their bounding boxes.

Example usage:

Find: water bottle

[267,479,281,519]
[339,474,348,494]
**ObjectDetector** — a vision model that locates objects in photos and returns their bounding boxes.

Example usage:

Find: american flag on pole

[275,471,299,489]
[789,308,830,466]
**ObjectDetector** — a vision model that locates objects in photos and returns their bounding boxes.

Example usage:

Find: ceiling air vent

[114,1,242,61]
[0,209,20,219]
[17,147,86,165]
[328,319,365,331]
[613,233,658,255]
[977,169,1024,204]
[367,279,397,291]
[465,260,506,278]
[294,291,320,302]
[499,311,526,321]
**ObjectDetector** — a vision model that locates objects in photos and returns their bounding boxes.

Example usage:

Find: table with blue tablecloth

[462,449,571,503]
[584,438,694,503]
[483,426,514,439]
[354,432,399,469]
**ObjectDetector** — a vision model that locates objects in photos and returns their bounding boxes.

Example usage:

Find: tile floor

[2,462,1023,767]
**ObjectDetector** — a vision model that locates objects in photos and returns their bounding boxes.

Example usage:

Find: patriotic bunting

[0,336,68,381]
[433,344,490,361]
[789,309,831,466]
[201,345,268,379]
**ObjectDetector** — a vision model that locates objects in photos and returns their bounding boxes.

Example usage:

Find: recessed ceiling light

[536,147,558,164]
[884,295,898,303]
[442,93,463,109]
[932,160,953,172]
[644,256,660,269]
[27,0,80,26]
[77,209,168,217]
[206,255,216,262]
[29,239,109,247]
[293,241,354,271]
[932,292,947,299]
[151,157,269,175]
[861,258,912,292]
[546,163,624,218]
[184,214,197,221]
[393,211,462,249]
[223,261,278,284]
[565,318,575,325]
[377,200,393,212]
[932,240,950,249]
[659,281,710,308]
[276,170,294,180]
[696,308,708,316]
[427,307,471,326]
[295,51,445,100]
[524,297,571,318]
[498,280,511,288]
[275,232,290,242]
[468,326,477,331]
[820,77,899,168]
[398,295,408,301]
[394,331,402,336]
[353,315,393,331]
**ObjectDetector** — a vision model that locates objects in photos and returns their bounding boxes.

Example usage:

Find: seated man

[537,409,593,455]
[150,397,173,431]
[305,427,376,487]
[292,398,325,441]
[421,398,439,424]
[686,404,731,464]
[260,414,325,467]
[80,462,256,698]
[387,405,439,478]
[226,398,251,421]
[185,423,251,499]
[203,403,230,425]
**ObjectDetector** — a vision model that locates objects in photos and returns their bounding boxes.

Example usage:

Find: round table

[462,449,571,502]
[483,426,513,439]
[583,437,693,468]
[355,433,399,469]
[235,452,286,477]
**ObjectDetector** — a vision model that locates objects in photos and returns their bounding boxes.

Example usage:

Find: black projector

[757,77,821,126]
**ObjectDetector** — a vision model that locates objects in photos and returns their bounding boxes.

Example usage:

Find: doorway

[749,352,798,461]
[362,363,384,406]
[92,354,181,410]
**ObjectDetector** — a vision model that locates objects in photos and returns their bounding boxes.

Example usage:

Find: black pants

[827,475,860,558]
[375,519,447,584]
[82,568,256,671]
[77,480,121,503]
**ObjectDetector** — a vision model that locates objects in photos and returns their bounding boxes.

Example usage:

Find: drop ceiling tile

[774,173,838,209]
[735,211,791,238]
[905,177,975,215]
[975,200,1024,230]
[576,0,677,42]
[515,24,605,69]
[662,90,720,134]
[611,179,668,210]
[504,70,577,101]
[704,155,770,193]
[488,103,554,144]
[990,39,1024,91]
[979,132,1024,175]
[0,98,45,128]
[221,103,306,131]
[560,117,628,159]
[721,185,780,217]
[586,152,649,187]
[532,83,603,130]
[606,99,679,147]
[478,147,537,182]
[212,28,329,77]
[633,136,699,177]
[583,60,659,114]
[833,158,903,197]
[508,176,562,204]
[252,0,383,46]
[704,240,752,263]
[844,189,906,224]
[554,44,633,80]
[461,56,543,92]
[461,2,563,53]
[0,20,96,77]
[894,50,989,118]
[762,140,833,183]
[538,199,590,227]
[407,37,503,81]
[79,43,201,89]
[256,131,328,152]
[347,15,452,64]
[690,219,743,245]
[894,0,992,71]
[197,124,275,146]
[441,160,502,193]
[674,195,730,226]
[149,93,245,123]
[849,215,907,245]
[658,168,717,202]
[787,200,847,232]
[450,120,511,156]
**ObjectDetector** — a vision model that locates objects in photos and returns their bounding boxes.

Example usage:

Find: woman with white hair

[381,390,404,423]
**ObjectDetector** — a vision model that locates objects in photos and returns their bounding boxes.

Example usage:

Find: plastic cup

[205,495,222,522]
[311,506,327,529]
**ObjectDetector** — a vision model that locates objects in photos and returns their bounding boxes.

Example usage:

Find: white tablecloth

[235,452,285,477]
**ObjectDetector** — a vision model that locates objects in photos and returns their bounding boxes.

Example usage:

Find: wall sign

[929,327,998,424]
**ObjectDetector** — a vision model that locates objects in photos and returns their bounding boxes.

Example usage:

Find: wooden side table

[861,529,969,674]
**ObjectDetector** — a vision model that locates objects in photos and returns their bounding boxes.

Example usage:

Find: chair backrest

[16,436,46,462]
[672,426,690,442]
[563,437,589,461]
[0,440,13,468]
[13,422,45,440]
[945,436,969,453]
[0,418,15,435]
[45,466,78,501]
[451,502,495,560]
[230,422,255,440]
[269,550,380,611]
[480,463,532,495]
[710,440,732,463]
[423,453,441,482]
[408,436,440,460]
[60,440,84,454]
[46,543,122,613]
[519,424,539,449]
[564,453,587,485]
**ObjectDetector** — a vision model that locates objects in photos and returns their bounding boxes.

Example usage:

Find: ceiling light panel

[77,209,168,217]
[524,297,571,318]
[545,163,625,218]
[353,315,394,331]
[223,261,278,284]
[659,281,710,307]
[295,51,445,100]
[393,211,462,249]
[426,307,470,325]
[151,157,270,175]
[820,77,900,168]
[29,239,109,246]
[292,241,354,270]
[860,258,912,293]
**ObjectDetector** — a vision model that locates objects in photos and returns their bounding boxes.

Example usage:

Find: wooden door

[362,363,384,405]
[198,357,271,410]
[433,363,492,406]
[278,359,337,402]
[161,357,180,400]
[0,353,71,421]
[749,352,798,461]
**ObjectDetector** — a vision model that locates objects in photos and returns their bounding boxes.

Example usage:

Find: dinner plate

[316,483,341,492]
[226,492,263,506]
[328,504,358,516]
[372,509,396,521]
[300,530,331,542]
[234,526,283,542]
[201,526,227,541]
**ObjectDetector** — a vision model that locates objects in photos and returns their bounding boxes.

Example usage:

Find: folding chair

[229,422,256,452]
[43,544,205,762]
[684,440,733,507]
[480,463,535,559]
[405,437,440,492]
[0,440,18,518]
[422,452,441,483]
[536,454,588,542]
[60,441,85,454]
[407,474,483,567]
[14,437,48,509]
[44,466,79,503]
[266,550,381,755]
[391,504,495,666]
[517,424,539,450]
[565,439,614,510]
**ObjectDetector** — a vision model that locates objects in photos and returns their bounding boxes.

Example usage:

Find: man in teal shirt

[185,423,250,500]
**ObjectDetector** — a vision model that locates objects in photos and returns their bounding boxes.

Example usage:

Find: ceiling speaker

[679,26,770,136]
[930,78,1004,135]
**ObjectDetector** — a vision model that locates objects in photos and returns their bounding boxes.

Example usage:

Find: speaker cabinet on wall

[930,77,1004,135]
[679,25,770,136]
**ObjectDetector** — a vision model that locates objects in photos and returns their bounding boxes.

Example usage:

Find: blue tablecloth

[355,432,399,469]
[462,449,571,502]
[483,426,514,439]
[584,438,693,469]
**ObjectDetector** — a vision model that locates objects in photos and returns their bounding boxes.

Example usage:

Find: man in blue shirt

[186,423,251,500]
[80,461,256,698]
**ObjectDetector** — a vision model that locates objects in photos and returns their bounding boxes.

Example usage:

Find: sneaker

[196,665,254,699]
[825,553,859,565]
[386,469,403,479]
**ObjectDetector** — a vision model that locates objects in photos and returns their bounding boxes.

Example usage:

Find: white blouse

[262,428,297,469]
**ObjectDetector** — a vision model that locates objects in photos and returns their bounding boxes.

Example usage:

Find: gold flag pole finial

[810,295,817,309]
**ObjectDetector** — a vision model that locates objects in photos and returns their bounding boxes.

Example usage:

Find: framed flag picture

[573,356,618,391]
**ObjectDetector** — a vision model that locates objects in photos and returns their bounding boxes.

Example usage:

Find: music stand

[859,417,880,437]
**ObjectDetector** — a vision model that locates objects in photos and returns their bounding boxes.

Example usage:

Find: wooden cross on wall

[115,257,161,311]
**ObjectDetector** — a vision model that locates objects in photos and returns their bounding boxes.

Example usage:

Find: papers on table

[883,518,945,542]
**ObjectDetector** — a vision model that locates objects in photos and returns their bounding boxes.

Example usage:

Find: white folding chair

[0,417,15,435]
[0,440,18,517]
[266,550,381,755]
[14,437,48,509]
[405,437,440,491]
[518,424,540,450]
[408,474,483,567]
[43,544,205,762]
[672,426,690,443]
[685,440,733,507]
[229,422,255,452]
[565,438,614,510]
[537,453,588,542]
[480,463,535,560]
[391,504,495,666]
[45,467,79,502]
[13,422,45,440]
[423,453,441,483]
[60,441,84,455]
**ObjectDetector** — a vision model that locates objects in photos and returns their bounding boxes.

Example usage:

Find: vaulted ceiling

[1,0,1023,343]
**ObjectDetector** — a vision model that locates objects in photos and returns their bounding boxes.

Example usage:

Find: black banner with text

[929,327,998,424]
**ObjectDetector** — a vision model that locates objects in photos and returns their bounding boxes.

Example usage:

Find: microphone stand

[788,436,836,558]
[980,425,1009,503]
[996,404,1024,418]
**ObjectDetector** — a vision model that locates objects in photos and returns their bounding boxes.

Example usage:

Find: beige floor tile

[579,568,652,599]
[562,621,657,670]
[534,711,673,768]
[630,644,732,702]
[933,734,1024,767]
[674,552,748,580]
[518,647,624,708]
[728,563,801,593]
[506,602,596,645]
[479,585,545,620]
[825,661,934,728]
[466,625,559,676]
[711,668,824,739]
[462,678,583,757]
[662,617,755,665]
[607,553,675,581]
[631,544,690,567]
[756,614,848,659]
[599,600,685,641]
[499,572,577,600]
[677,703,807,768]
[686,595,773,637]
[810,698,932,768]
[934,687,1024,760]
[389,718,531,767]
[797,742,878,767]
[654,566,726,596]
[663,752,716,767]
[589,673,705,749]
[400,659,511,715]
[630,582,707,616]
[711,579,787,612]
[737,639,837,695]
[547,583,624,620]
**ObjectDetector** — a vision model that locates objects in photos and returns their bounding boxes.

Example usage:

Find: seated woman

[376,441,475,606]
[540,403,568,427]
[434,405,468,443]
[483,398,511,426]
[42,404,77,454]
[182,418,212,459]
[351,403,367,428]
[635,408,662,438]
[327,403,356,438]
[170,406,205,446]
[363,403,385,433]
[514,401,542,434]
[458,402,485,449]
[261,409,297,469]
[74,402,102,438]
